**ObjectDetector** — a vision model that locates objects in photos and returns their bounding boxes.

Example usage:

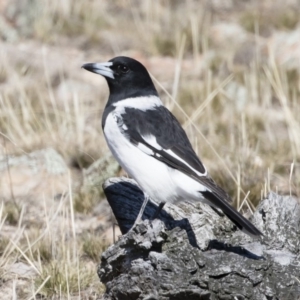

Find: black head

[82,56,158,105]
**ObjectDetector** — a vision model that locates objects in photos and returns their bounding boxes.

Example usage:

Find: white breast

[103,108,207,204]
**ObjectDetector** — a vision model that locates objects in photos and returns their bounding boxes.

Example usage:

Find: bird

[82,56,262,237]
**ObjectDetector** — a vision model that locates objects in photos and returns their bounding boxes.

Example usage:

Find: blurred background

[0,0,300,298]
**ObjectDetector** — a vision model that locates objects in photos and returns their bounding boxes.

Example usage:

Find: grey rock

[0,148,68,174]
[99,177,300,300]
[0,148,69,200]
[82,154,119,193]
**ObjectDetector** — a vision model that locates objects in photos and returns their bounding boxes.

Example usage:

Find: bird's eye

[118,65,129,74]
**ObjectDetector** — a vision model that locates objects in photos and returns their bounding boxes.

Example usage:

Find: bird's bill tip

[81,63,95,72]
[81,62,114,79]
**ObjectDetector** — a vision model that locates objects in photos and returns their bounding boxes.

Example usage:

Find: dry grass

[0,0,300,298]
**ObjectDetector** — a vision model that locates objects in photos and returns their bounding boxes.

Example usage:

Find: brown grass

[0,0,300,298]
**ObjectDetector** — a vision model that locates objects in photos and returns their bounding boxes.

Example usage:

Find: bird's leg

[131,193,150,229]
[151,201,166,220]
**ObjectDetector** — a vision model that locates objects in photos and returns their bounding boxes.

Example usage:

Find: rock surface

[0,148,69,200]
[99,177,300,300]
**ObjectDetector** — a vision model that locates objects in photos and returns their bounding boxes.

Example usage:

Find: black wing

[118,106,230,197]
[121,106,206,172]
[116,106,262,236]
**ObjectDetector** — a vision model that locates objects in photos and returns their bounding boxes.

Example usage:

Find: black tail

[202,191,263,237]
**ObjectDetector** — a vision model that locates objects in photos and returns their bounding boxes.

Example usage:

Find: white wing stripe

[164,149,207,176]
[142,134,162,150]
[142,134,207,177]
[137,143,154,155]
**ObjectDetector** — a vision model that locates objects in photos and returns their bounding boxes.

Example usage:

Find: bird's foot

[151,201,166,220]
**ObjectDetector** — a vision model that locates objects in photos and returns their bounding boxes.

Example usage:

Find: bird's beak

[81,62,114,79]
